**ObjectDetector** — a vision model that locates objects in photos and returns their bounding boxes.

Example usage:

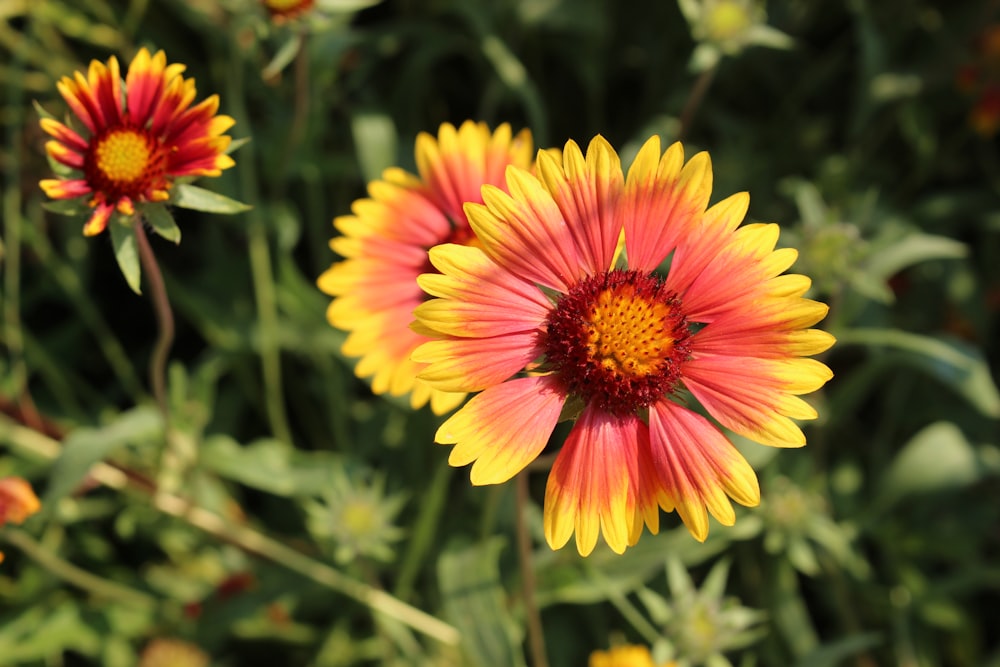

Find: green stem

[0,414,460,646]
[134,222,174,422]
[394,459,452,601]
[134,222,190,499]
[247,219,293,445]
[516,472,549,667]
[677,64,717,141]
[585,566,662,645]
[226,39,294,446]
[2,528,158,609]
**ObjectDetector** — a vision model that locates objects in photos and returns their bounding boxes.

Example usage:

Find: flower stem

[678,64,717,141]
[134,221,190,499]
[516,471,549,667]
[3,528,158,609]
[134,221,174,422]
[224,37,294,446]
[0,414,460,646]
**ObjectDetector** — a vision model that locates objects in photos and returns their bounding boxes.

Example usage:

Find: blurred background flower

[304,464,406,564]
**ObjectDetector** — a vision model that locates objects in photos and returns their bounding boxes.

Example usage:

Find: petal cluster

[317,121,534,414]
[414,135,834,555]
[39,48,235,236]
[0,476,41,564]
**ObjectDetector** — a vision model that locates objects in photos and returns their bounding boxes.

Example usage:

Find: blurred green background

[1,0,999,666]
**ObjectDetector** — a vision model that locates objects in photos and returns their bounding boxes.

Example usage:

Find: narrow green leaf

[225,136,252,155]
[438,538,526,667]
[32,99,56,121]
[171,183,251,214]
[109,220,142,294]
[142,203,181,244]
[835,328,1000,417]
[262,33,303,80]
[793,633,882,667]
[44,406,163,506]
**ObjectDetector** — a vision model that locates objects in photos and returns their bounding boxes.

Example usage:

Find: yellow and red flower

[0,477,41,564]
[317,121,534,415]
[589,644,671,667]
[414,136,834,555]
[262,0,316,23]
[39,48,235,236]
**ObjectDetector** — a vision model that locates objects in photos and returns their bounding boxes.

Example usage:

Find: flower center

[542,269,691,415]
[84,127,166,201]
[706,1,753,42]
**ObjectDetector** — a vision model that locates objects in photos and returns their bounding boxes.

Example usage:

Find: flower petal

[437,375,564,485]
[623,138,713,272]
[467,164,594,293]
[534,136,623,276]
[648,400,760,541]
[416,243,551,338]
[413,332,542,392]
[683,354,833,448]
[543,408,642,556]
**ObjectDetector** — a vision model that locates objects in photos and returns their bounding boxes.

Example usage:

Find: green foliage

[2,0,999,666]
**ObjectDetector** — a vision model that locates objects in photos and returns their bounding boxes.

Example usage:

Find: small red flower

[39,48,235,236]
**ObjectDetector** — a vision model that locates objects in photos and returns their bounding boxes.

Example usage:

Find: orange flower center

[84,127,167,202]
[542,270,691,414]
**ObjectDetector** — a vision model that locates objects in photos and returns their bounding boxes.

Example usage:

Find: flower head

[645,558,766,666]
[0,476,41,564]
[590,644,671,667]
[262,0,316,23]
[677,0,793,71]
[317,120,534,414]
[138,638,210,667]
[413,136,834,555]
[305,465,406,564]
[39,48,235,236]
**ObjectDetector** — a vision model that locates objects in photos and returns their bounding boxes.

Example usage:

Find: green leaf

[864,233,966,280]
[880,421,982,506]
[793,633,882,667]
[42,198,90,216]
[834,328,1000,417]
[142,203,181,244]
[438,538,526,667]
[44,406,163,506]
[351,111,397,183]
[317,0,384,12]
[262,33,303,80]
[226,136,252,155]
[32,99,56,121]
[199,436,342,496]
[171,183,250,214]
[109,219,142,294]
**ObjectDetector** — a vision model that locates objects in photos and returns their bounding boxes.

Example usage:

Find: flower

[138,638,210,667]
[39,48,235,236]
[641,558,766,666]
[589,644,670,667]
[0,477,41,564]
[317,120,534,415]
[413,136,834,555]
[261,0,316,24]
[677,0,793,71]
[305,465,406,564]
